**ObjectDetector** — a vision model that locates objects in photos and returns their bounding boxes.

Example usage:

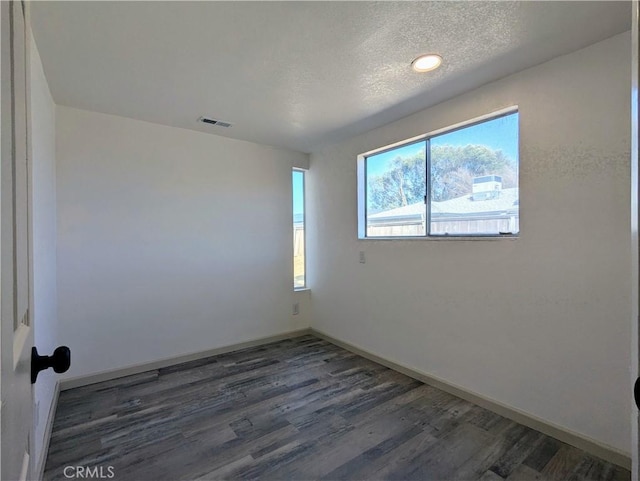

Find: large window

[293,170,306,288]
[361,110,519,238]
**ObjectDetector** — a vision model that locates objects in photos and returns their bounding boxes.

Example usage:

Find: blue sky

[367,112,519,177]
[367,142,425,177]
[292,171,304,217]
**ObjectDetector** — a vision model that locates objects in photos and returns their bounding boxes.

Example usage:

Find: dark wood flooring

[44,335,630,481]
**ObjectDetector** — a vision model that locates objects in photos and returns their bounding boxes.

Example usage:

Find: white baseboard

[60,328,312,391]
[310,328,631,471]
[35,380,60,481]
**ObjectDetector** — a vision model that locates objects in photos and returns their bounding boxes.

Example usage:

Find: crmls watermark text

[63,466,115,479]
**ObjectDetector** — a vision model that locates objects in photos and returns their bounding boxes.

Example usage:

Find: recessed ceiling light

[411,54,442,73]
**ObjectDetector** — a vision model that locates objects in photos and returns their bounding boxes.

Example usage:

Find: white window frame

[357,106,519,240]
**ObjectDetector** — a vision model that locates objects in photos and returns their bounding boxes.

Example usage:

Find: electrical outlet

[293,302,300,315]
[359,251,366,263]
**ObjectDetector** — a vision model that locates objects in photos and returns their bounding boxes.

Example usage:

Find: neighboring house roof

[432,187,519,216]
[368,202,426,220]
[369,188,519,223]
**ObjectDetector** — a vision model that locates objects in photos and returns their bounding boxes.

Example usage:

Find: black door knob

[31,346,70,384]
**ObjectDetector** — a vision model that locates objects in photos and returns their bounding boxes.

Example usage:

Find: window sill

[294,287,311,292]
[358,235,519,241]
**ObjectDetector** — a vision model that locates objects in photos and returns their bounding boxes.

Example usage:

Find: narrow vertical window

[293,170,306,289]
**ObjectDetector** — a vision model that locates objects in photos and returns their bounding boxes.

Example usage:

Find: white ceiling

[31,1,631,154]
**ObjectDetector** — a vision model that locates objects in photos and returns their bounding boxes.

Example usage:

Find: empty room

[2,1,638,480]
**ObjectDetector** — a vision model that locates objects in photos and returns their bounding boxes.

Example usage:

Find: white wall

[56,107,309,378]
[308,32,631,454]
[292,288,311,330]
[30,34,58,469]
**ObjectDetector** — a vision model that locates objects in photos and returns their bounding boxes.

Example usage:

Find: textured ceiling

[31,1,631,153]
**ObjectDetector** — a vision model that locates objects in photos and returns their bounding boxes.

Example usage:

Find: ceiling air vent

[199,117,232,128]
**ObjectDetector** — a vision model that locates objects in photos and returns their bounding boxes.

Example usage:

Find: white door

[1,1,35,480]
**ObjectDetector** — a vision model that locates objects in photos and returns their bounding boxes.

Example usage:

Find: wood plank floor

[44,335,630,481]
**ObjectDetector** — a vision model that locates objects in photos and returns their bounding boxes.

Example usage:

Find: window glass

[366,142,426,237]
[293,171,305,288]
[360,110,518,238]
[429,113,519,236]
